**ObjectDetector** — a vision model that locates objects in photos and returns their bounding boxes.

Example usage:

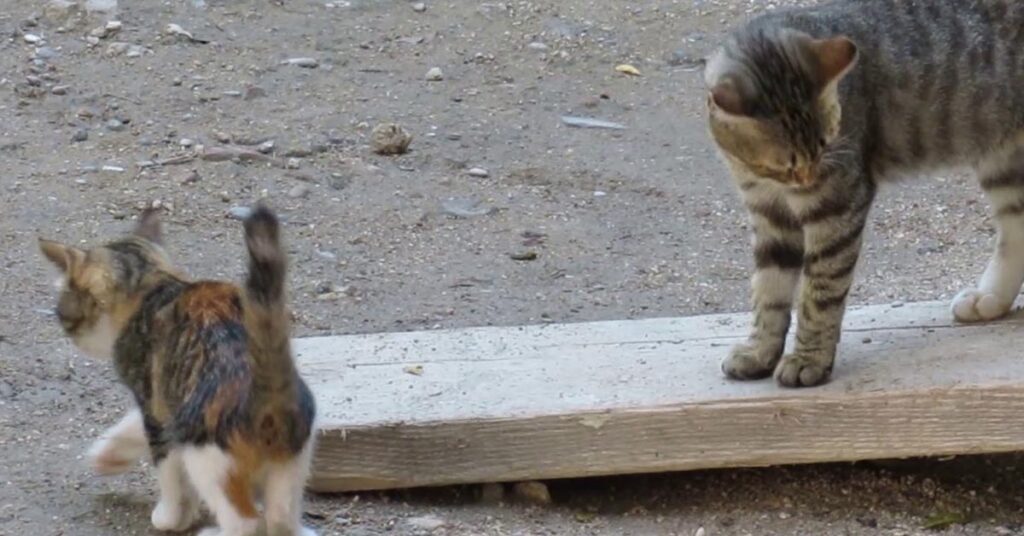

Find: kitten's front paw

[151,498,199,532]
[87,438,144,476]
[774,354,832,388]
[722,342,779,380]
[299,527,318,536]
[951,288,1012,322]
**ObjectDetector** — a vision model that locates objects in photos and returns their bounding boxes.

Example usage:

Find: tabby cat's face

[38,209,172,359]
[704,30,858,188]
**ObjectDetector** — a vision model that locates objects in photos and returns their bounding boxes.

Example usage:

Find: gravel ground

[1,0,1022,535]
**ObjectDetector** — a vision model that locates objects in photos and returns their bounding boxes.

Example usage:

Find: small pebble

[179,169,200,185]
[315,249,337,261]
[467,167,489,178]
[179,138,195,148]
[227,206,252,220]
[50,85,69,95]
[101,165,124,172]
[105,118,125,131]
[512,481,551,504]
[283,146,315,158]
[411,2,426,11]
[35,46,58,60]
[405,516,445,530]
[527,41,548,51]
[283,57,318,68]
[243,85,267,100]
[288,184,310,199]
[258,140,276,154]
[23,34,42,44]
[425,67,444,81]
[71,128,88,142]
[286,158,301,169]
[510,251,539,261]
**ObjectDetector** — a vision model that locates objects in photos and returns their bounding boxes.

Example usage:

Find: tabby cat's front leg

[724,204,803,380]
[775,188,873,387]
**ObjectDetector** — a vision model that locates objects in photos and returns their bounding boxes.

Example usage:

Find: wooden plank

[294,301,1024,492]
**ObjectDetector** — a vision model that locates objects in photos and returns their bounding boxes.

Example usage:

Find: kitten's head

[38,209,175,359]
[704,27,858,187]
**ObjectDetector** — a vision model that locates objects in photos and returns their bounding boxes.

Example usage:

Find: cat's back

[756,0,1024,170]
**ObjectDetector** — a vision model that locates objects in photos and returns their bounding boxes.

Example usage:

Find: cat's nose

[794,166,815,185]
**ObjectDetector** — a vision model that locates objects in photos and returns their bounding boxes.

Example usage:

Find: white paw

[150,498,198,532]
[151,500,181,531]
[299,526,318,536]
[951,288,1012,322]
[86,437,144,476]
[196,528,221,536]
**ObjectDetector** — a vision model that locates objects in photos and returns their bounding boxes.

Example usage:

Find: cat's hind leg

[182,445,259,536]
[953,148,1024,322]
[264,442,317,536]
[151,449,201,532]
[86,407,148,476]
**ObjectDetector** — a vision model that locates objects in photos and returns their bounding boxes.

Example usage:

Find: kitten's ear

[809,35,858,86]
[133,207,163,244]
[709,77,749,116]
[39,239,84,273]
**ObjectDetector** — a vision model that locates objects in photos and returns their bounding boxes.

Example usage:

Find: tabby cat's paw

[774,354,832,388]
[722,343,778,380]
[951,288,1012,322]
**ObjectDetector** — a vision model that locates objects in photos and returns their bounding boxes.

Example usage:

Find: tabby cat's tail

[242,203,299,399]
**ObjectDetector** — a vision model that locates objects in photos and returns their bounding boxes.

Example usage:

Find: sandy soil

[1,0,1023,534]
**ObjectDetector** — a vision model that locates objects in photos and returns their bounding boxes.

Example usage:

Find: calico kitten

[39,205,317,536]
[704,0,1024,387]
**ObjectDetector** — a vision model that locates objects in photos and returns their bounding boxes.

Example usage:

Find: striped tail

[242,203,297,398]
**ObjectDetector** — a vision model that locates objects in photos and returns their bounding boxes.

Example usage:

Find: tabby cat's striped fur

[705,0,1024,387]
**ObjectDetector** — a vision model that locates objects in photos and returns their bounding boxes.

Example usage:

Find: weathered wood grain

[293,301,1024,492]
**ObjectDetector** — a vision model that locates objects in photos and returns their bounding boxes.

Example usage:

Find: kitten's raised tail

[242,203,298,397]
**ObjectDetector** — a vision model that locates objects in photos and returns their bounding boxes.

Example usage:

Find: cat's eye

[819,138,827,148]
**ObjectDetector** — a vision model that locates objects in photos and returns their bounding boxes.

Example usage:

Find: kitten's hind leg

[182,445,259,536]
[953,149,1024,322]
[87,408,148,476]
[151,449,200,532]
[264,442,317,536]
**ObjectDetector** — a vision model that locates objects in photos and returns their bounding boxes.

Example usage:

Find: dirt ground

[2,0,1024,534]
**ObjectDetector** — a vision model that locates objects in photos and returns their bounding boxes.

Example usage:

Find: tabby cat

[39,205,317,535]
[704,0,1024,387]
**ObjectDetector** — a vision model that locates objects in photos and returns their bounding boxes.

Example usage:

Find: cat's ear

[133,207,163,244]
[708,77,749,116]
[809,36,858,86]
[39,239,84,273]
